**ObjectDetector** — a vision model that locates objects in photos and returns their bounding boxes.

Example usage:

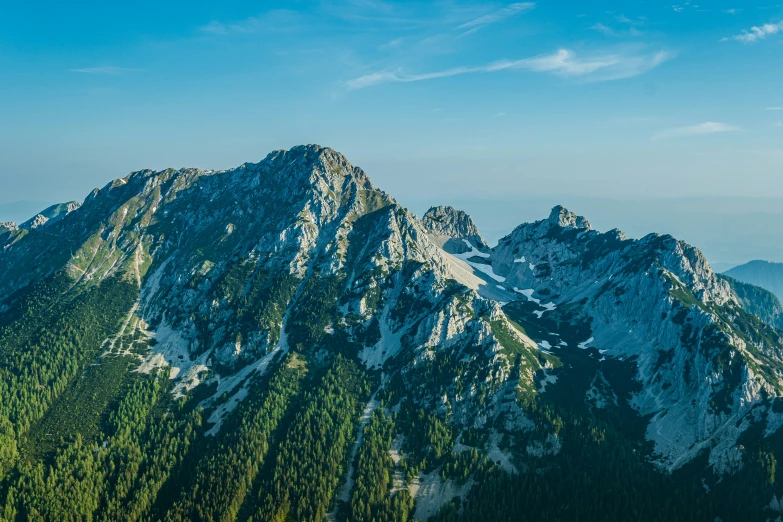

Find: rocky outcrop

[422,206,488,249]
[20,201,82,230]
[547,205,592,230]
[422,206,490,261]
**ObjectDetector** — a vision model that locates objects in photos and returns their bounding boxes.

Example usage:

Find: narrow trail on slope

[327,389,381,520]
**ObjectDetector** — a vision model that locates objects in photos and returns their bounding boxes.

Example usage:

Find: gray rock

[422,205,489,253]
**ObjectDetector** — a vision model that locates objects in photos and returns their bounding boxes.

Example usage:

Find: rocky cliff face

[4,145,783,519]
[490,206,783,471]
[422,206,489,253]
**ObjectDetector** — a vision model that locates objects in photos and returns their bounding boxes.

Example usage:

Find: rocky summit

[2,145,783,522]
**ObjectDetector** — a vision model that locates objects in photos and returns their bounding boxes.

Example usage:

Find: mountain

[2,145,783,521]
[726,260,783,302]
[718,274,783,330]
[0,200,54,225]
[18,201,81,230]
[711,262,738,274]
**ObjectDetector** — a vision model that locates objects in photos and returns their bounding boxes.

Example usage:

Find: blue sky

[1,1,782,217]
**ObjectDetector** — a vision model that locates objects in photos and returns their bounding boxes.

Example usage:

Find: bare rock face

[491,205,781,471]
[547,205,592,230]
[0,222,18,249]
[20,200,82,230]
[422,206,484,240]
[25,214,49,229]
[422,205,489,253]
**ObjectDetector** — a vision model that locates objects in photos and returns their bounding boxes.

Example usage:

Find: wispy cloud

[767,107,783,110]
[616,14,646,25]
[70,66,137,75]
[198,10,301,35]
[457,2,535,36]
[591,22,642,37]
[722,20,783,43]
[592,13,644,37]
[672,2,707,13]
[653,122,741,140]
[774,121,783,127]
[344,48,674,89]
[723,8,740,14]
[381,37,405,49]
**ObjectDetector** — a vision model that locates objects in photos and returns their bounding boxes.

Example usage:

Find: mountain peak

[547,205,592,231]
[422,205,488,251]
[422,206,481,238]
[257,144,376,196]
[19,201,82,231]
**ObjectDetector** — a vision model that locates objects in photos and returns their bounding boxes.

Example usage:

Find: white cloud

[70,66,136,75]
[344,67,475,89]
[591,22,642,37]
[198,10,300,35]
[653,122,741,140]
[495,112,507,117]
[344,48,675,89]
[722,8,740,14]
[592,23,616,36]
[774,121,783,127]
[457,2,535,35]
[767,107,783,111]
[722,20,783,43]
[381,37,404,49]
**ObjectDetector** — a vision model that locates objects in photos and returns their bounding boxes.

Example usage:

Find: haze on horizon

[1,0,782,266]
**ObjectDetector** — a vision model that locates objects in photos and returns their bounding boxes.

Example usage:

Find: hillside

[2,146,783,521]
[725,260,783,302]
[718,274,783,330]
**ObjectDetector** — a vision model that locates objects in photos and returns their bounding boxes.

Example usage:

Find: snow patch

[538,373,557,393]
[515,288,540,305]
[451,240,505,282]
[578,337,595,349]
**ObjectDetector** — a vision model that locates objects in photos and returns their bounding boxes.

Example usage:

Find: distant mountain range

[717,273,783,330]
[0,200,53,224]
[724,260,783,302]
[3,146,783,521]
